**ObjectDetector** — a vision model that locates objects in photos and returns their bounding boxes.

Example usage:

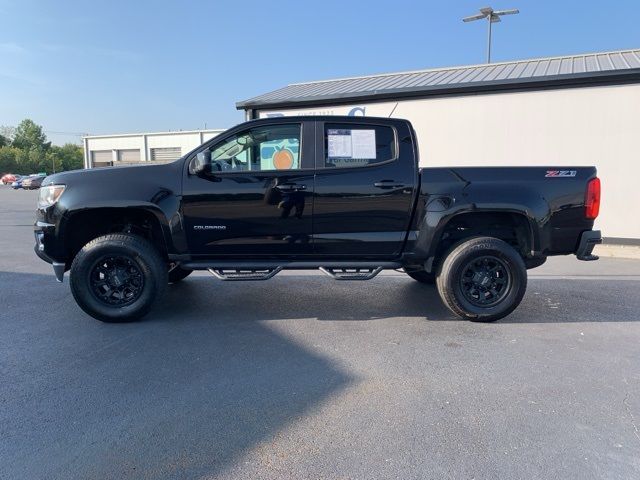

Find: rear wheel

[70,233,167,322]
[436,236,527,322]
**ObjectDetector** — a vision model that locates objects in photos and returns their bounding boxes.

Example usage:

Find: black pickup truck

[34,116,601,323]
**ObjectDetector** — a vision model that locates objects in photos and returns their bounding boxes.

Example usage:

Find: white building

[237,48,640,243]
[83,128,224,168]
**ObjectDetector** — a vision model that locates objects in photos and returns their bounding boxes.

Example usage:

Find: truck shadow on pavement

[158,274,640,325]
[0,270,354,479]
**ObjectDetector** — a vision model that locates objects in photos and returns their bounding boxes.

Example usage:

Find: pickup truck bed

[34,116,601,323]
[409,166,599,265]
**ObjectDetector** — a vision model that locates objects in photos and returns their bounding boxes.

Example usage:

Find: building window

[91,150,113,168]
[117,149,141,163]
[151,147,182,162]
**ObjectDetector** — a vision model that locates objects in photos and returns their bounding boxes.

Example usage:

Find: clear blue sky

[1,0,638,144]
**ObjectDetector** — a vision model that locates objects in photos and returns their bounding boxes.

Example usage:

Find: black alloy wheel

[89,255,145,307]
[459,255,511,307]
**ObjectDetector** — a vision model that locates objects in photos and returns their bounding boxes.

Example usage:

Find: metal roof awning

[237,49,640,110]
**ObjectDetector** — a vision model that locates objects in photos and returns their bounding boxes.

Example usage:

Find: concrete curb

[594,244,640,260]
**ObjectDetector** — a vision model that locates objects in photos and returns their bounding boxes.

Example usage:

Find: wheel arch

[60,206,173,267]
[420,208,540,272]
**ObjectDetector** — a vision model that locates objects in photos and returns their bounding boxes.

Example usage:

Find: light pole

[463,6,519,63]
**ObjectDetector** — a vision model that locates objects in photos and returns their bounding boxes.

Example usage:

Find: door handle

[374,181,404,189]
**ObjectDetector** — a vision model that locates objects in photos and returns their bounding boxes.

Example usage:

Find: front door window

[208,124,301,172]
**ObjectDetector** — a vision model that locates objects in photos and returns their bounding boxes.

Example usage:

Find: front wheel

[70,234,167,322]
[436,236,527,322]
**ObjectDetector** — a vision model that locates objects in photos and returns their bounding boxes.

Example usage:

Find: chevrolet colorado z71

[34,116,601,322]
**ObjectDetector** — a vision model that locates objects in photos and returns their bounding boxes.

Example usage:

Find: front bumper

[576,230,602,261]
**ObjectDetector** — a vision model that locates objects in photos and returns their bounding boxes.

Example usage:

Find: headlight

[38,185,66,208]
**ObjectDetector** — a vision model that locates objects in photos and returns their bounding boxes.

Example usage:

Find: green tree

[0,126,15,143]
[57,143,83,171]
[14,146,45,174]
[0,146,20,173]
[47,144,84,173]
[1,120,83,174]
[12,119,50,151]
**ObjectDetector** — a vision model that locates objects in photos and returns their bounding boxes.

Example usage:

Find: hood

[43,161,183,188]
[42,161,185,215]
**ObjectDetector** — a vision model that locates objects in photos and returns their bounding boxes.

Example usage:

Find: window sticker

[350,129,376,159]
[328,129,376,160]
[327,129,352,158]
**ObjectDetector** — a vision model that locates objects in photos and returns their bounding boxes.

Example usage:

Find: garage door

[117,149,141,164]
[150,147,181,162]
[91,150,112,167]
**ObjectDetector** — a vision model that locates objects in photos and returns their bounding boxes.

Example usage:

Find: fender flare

[59,202,181,256]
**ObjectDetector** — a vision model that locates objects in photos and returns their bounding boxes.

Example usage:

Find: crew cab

[34,116,601,322]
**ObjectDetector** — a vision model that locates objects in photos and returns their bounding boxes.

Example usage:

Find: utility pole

[463,6,519,63]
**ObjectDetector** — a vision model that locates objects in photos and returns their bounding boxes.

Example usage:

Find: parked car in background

[2,173,21,185]
[11,176,28,189]
[13,174,42,189]
[22,174,46,190]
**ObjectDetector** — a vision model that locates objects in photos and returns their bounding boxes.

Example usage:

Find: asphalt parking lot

[1,187,639,480]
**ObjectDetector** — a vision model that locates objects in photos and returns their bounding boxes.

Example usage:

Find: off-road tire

[70,234,167,322]
[168,265,193,283]
[405,269,436,284]
[436,236,527,322]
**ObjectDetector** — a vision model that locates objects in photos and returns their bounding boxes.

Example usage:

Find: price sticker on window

[328,129,376,159]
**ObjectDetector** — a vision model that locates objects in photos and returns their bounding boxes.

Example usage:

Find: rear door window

[323,123,396,169]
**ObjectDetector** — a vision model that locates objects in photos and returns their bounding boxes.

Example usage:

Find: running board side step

[319,266,383,280]
[180,260,402,281]
[183,260,401,270]
[207,267,282,281]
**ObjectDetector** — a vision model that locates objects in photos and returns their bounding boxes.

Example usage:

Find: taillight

[585,177,601,220]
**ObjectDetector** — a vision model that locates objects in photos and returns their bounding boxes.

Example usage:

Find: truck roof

[240,115,410,126]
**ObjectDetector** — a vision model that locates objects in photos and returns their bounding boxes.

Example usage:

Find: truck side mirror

[194,150,211,174]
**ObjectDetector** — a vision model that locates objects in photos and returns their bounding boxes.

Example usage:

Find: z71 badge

[545,170,577,177]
